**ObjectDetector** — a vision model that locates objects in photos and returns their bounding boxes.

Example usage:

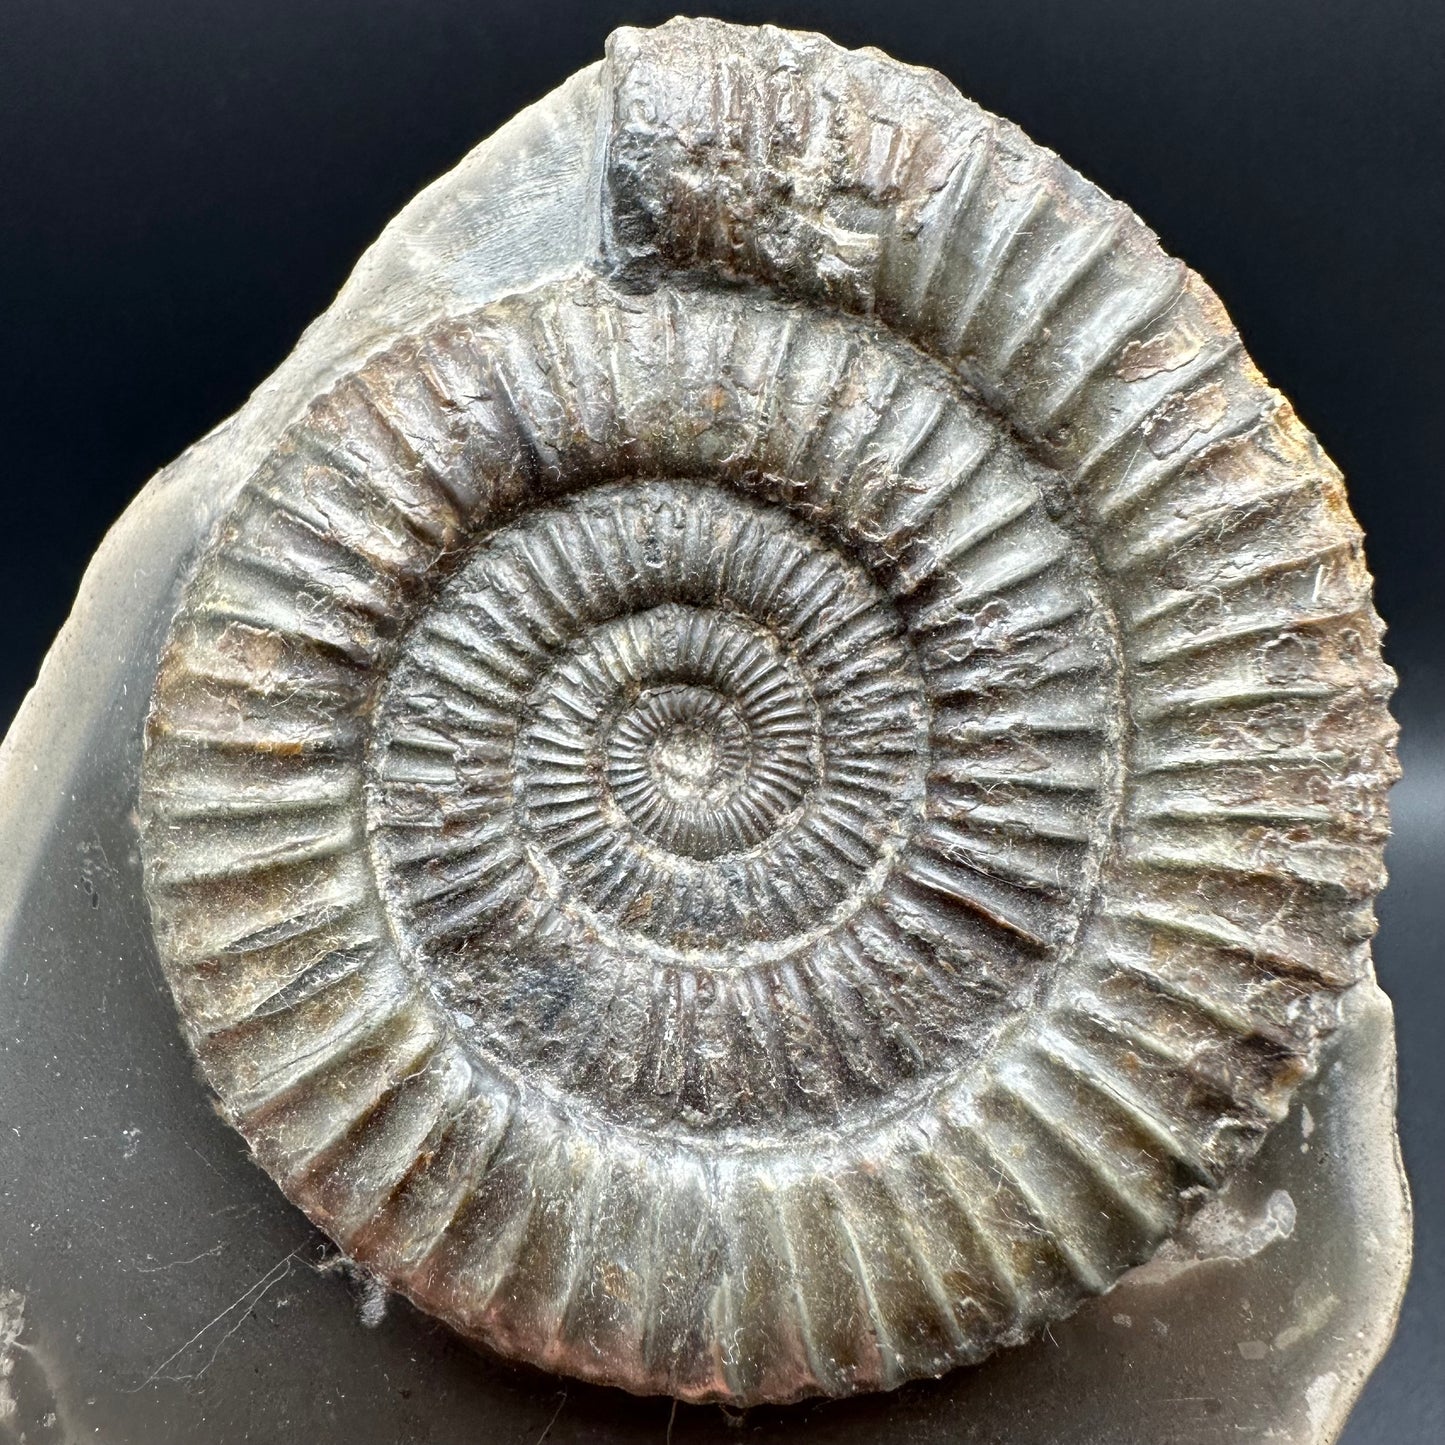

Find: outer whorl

[138,19,1397,1406]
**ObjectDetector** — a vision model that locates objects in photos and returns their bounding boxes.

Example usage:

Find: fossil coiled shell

[138,19,1397,1406]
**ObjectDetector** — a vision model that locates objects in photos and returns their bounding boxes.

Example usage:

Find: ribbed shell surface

[139,19,1397,1405]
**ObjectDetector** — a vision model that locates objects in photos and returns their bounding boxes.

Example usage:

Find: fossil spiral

[138,19,1397,1405]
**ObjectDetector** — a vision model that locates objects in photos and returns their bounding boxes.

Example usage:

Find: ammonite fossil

[137,19,1397,1406]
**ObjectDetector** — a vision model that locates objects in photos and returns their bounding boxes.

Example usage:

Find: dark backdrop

[1,2,1440,1440]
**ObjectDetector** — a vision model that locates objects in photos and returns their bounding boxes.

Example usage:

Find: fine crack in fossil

[137,18,1397,1406]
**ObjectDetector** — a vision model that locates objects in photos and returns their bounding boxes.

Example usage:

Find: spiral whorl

[138,18,1396,1407]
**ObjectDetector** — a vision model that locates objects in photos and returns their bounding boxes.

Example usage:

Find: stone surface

[0,17,1408,1437]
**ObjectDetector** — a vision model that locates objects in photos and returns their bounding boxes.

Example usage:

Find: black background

[1,1,1440,1439]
